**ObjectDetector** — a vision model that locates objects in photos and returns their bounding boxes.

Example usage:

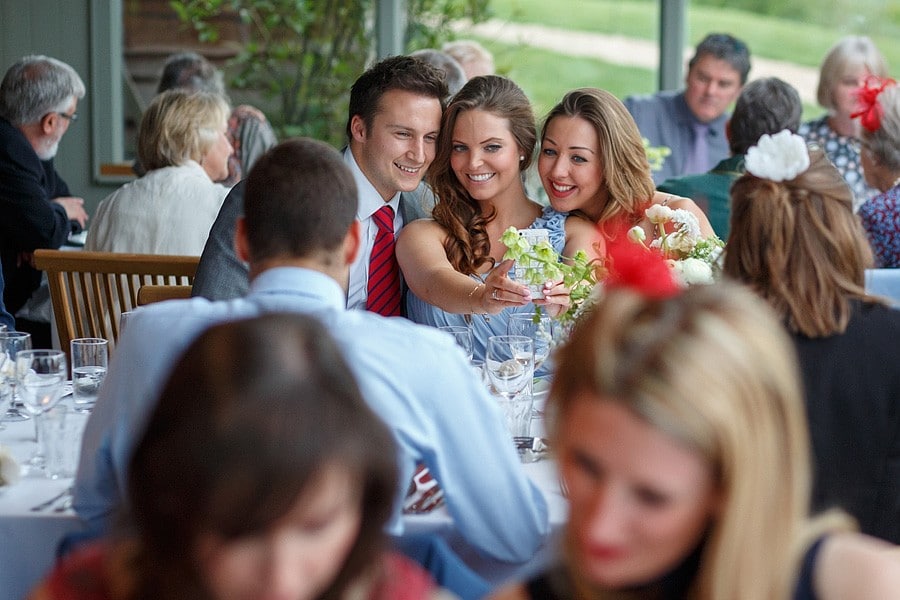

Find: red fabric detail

[366,205,402,317]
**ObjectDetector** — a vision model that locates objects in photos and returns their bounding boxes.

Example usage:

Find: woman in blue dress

[397,76,597,363]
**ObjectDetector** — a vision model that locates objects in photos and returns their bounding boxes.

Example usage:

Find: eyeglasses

[57,111,78,122]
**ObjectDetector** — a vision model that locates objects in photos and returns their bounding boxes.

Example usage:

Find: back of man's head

[346,55,448,138]
[156,51,226,97]
[0,55,85,126]
[690,33,751,85]
[409,49,467,99]
[243,138,358,263]
[729,77,802,155]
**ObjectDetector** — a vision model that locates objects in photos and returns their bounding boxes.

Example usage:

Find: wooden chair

[136,284,193,306]
[32,250,200,358]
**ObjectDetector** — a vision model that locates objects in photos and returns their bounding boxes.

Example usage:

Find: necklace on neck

[891,175,900,190]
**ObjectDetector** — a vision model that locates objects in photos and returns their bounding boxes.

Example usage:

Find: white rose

[678,258,714,285]
[646,204,674,224]
[745,130,810,182]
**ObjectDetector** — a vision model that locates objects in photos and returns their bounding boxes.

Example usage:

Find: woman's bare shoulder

[816,532,900,599]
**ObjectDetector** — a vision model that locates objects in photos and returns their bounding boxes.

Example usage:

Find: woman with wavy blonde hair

[397,75,592,362]
[538,88,714,256]
[86,89,232,254]
[725,137,900,544]
[492,281,900,600]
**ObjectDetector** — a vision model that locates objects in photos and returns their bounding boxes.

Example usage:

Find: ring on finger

[491,288,499,300]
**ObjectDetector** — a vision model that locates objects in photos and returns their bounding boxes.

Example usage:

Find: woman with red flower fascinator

[798,36,888,211]
[857,79,900,268]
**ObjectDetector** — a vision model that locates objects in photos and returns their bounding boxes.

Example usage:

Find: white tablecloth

[0,400,85,600]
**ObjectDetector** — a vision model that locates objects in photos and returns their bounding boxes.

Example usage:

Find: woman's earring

[519,155,525,161]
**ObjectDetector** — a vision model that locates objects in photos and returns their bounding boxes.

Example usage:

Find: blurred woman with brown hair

[32,314,450,600]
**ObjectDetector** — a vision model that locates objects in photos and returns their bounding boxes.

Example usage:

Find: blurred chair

[866,268,900,307]
[137,284,193,306]
[32,250,199,359]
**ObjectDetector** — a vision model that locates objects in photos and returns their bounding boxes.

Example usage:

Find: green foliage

[169,0,490,145]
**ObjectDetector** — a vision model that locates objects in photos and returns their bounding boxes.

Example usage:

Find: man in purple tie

[624,33,751,184]
[192,56,446,315]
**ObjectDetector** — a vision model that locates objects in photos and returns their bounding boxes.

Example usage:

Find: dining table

[0,396,85,600]
[0,384,567,599]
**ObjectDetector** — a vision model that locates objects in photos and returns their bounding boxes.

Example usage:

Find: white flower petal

[745,130,810,182]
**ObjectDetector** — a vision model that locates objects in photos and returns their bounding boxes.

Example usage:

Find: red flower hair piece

[602,227,680,299]
[852,75,897,133]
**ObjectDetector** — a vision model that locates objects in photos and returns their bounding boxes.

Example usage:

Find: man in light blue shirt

[74,138,549,564]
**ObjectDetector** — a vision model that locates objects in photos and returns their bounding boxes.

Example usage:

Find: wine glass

[485,335,534,439]
[0,331,32,422]
[438,325,474,363]
[15,349,68,473]
[507,311,554,372]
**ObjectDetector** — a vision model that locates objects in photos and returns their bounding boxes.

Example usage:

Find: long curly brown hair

[428,75,536,274]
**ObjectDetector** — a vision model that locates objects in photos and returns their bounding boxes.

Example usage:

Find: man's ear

[234,217,251,263]
[40,112,57,135]
[349,115,368,144]
[343,220,361,265]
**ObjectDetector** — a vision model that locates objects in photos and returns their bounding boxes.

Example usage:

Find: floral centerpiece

[627,206,724,286]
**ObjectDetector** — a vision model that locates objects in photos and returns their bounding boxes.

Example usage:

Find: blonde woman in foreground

[491,279,900,599]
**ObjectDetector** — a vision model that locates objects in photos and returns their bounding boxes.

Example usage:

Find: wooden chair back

[136,284,193,306]
[32,250,199,357]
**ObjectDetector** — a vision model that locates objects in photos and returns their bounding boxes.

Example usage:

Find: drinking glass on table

[15,350,67,474]
[70,338,108,412]
[485,335,534,439]
[507,311,554,372]
[0,331,32,421]
[438,325,474,363]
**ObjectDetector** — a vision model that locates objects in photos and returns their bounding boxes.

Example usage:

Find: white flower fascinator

[744,129,810,182]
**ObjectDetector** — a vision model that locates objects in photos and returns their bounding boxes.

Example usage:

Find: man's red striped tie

[366,205,402,317]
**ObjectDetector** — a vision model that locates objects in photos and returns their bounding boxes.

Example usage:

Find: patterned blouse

[799,116,879,212]
[859,184,900,268]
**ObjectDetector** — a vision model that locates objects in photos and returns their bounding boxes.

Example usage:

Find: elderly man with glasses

[0,55,88,346]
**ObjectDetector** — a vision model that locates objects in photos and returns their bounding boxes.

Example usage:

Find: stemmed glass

[438,325,474,363]
[0,331,33,422]
[15,350,68,473]
[485,335,535,439]
[507,311,554,372]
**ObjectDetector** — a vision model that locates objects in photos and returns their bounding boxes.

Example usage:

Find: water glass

[40,405,88,479]
[438,325,474,363]
[70,338,108,411]
[507,311,554,372]
[0,331,32,421]
[16,350,67,473]
[485,335,534,439]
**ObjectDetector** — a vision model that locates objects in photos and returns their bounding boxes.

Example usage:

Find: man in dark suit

[0,55,89,344]
[192,56,446,310]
